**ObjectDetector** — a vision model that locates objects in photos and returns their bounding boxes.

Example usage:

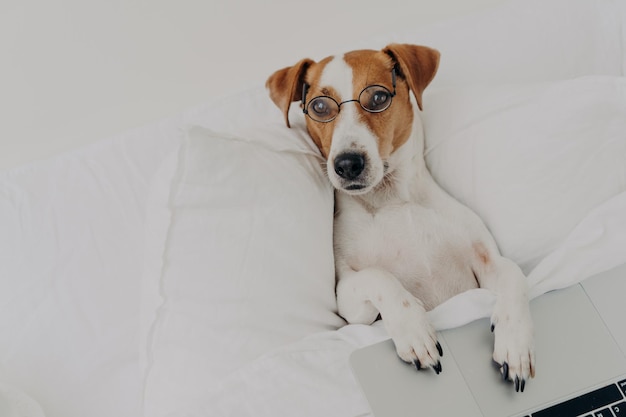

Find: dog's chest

[337,201,455,266]
[334,197,477,307]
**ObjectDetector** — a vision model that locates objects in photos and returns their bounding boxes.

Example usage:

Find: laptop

[350,262,626,417]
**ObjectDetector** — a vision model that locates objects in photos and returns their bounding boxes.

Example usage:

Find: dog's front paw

[384,298,443,374]
[491,304,535,392]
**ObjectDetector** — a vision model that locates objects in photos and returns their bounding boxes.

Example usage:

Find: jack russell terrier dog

[266,43,535,392]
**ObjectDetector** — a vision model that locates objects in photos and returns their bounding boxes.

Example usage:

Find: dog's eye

[312,99,330,115]
[360,86,393,112]
[372,92,389,106]
[307,97,338,121]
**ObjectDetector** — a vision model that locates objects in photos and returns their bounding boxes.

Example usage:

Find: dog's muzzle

[334,152,365,180]
[332,152,369,192]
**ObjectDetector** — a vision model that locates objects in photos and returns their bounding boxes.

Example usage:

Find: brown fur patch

[473,241,491,266]
[300,56,336,157]
[343,50,414,159]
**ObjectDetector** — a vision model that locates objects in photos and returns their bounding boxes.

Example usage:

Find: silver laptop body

[350,262,626,417]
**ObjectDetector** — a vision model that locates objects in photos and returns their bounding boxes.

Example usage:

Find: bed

[1,0,625,416]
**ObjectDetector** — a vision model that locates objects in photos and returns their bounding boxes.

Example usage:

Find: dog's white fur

[320,58,387,193]
[267,44,535,390]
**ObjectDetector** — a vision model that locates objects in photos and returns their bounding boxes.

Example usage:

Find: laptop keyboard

[527,379,626,416]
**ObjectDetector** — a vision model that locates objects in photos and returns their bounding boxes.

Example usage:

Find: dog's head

[266,44,439,195]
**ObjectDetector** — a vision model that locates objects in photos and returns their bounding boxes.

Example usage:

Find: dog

[266,43,535,392]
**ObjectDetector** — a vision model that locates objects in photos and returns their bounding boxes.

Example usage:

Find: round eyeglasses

[302,68,397,123]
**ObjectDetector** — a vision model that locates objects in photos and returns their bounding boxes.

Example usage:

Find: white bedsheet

[0,119,183,417]
[0,75,293,417]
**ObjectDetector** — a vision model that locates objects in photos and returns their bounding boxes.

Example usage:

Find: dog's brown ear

[266,58,314,128]
[383,44,440,111]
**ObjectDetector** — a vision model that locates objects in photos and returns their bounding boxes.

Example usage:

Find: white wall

[0,0,504,170]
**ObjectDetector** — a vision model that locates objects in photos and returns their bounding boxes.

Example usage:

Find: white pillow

[423,76,626,273]
[0,121,181,417]
[141,124,346,417]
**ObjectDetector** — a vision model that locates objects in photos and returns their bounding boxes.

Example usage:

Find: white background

[0,0,504,170]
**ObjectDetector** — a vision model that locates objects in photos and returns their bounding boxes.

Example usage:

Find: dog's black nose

[334,153,365,180]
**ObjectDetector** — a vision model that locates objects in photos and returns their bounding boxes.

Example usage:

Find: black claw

[413,359,421,371]
[502,362,509,381]
[490,323,495,332]
[515,376,520,392]
[433,361,442,375]
[520,379,526,393]
[436,341,443,357]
